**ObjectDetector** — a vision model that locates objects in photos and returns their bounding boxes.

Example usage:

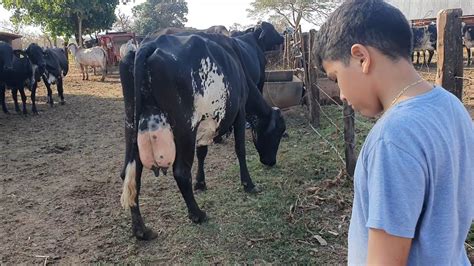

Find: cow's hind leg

[11,88,21,114]
[0,84,9,114]
[122,158,158,240]
[42,76,54,107]
[234,109,259,193]
[174,138,207,223]
[194,146,208,191]
[18,87,28,115]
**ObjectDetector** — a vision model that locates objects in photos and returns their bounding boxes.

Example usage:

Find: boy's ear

[350,44,371,74]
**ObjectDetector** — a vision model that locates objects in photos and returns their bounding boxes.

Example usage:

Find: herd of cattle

[1,20,474,240]
[412,22,474,65]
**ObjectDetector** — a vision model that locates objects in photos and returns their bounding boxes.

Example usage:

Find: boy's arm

[367,228,412,266]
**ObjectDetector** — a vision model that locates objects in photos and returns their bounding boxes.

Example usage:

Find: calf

[42,48,69,105]
[119,22,286,240]
[463,24,474,65]
[1,43,46,114]
[412,23,437,65]
[68,43,107,81]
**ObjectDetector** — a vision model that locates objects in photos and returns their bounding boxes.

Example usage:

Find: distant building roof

[386,0,474,20]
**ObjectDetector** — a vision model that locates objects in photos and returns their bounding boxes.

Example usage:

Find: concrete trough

[264,70,294,82]
[263,75,303,109]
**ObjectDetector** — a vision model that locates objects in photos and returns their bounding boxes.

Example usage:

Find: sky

[1,1,312,33]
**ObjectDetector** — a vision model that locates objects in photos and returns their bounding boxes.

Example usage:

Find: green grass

[127,105,473,264]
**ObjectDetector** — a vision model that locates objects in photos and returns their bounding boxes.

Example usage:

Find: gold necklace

[386,78,424,111]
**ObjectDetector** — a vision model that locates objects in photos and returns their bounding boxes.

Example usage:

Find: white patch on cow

[48,74,56,84]
[121,160,137,209]
[190,57,229,146]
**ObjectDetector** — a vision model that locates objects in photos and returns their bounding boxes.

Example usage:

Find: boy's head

[315,0,413,116]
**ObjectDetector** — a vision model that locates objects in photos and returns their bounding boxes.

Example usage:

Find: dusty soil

[0,63,473,264]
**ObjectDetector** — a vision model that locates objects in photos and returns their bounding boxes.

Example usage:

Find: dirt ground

[0,63,473,264]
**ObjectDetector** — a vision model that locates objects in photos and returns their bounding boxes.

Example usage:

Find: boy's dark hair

[314,0,413,70]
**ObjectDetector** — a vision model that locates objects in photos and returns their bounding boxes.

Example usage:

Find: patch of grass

[135,105,373,264]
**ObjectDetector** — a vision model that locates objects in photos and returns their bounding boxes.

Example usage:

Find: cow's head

[25,43,46,76]
[0,42,14,74]
[250,107,286,166]
[254,22,284,51]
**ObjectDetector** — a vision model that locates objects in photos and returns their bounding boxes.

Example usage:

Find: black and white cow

[412,23,437,65]
[119,22,286,240]
[463,24,474,66]
[0,43,46,114]
[42,48,69,106]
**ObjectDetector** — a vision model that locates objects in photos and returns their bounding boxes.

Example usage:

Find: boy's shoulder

[363,86,469,160]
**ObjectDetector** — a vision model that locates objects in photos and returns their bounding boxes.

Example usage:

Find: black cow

[119,22,286,240]
[412,23,437,65]
[463,24,474,65]
[0,43,45,114]
[0,42,14,109]
[42,48,69,106]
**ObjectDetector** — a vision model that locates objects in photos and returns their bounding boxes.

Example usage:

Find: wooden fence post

[436,8,463,100]
[308,29,320,127]
[343,101,356,177]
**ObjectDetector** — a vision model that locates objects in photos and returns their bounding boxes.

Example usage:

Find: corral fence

[268,8,472,177]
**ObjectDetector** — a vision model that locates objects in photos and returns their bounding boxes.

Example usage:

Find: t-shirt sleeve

[366,140,427,238]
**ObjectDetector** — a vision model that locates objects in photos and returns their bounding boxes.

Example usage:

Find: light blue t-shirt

[348,86,474,265]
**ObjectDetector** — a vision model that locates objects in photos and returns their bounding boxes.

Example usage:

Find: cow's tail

[120,42,157,209]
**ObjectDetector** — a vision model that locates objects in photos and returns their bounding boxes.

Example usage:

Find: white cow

[68,43,107,81]
[119,39,137,60]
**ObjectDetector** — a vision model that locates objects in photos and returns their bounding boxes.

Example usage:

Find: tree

[132,0,188,35]
[247,0,340,31]
[1,0,120,46]
[113,10,134,32]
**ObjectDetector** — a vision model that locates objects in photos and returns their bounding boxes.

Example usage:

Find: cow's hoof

[244,185,261,194]
[60,100,65,105]
[133,227,158,241]
[2,110,9,114]
[194,182,207,192]
[32,110,39,115]
[188,210,207,224]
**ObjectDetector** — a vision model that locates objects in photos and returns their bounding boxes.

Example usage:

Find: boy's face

[322,54,383,117]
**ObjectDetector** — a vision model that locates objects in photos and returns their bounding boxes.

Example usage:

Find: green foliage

[1,0,119,41]
[132,0,188,35]
[247,0,339,30]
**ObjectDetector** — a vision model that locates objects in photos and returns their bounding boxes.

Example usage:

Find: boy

[315,0,474,265]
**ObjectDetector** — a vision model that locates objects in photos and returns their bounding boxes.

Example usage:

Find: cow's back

[142,34,247,141]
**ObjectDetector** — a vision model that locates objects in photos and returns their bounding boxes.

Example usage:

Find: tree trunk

[78,14,83,47]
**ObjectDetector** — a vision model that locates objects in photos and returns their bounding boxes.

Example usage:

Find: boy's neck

[374,58,433,111]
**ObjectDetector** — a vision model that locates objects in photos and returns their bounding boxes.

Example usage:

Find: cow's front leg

[194,145,208,191]
[466,47,471,66]
[80,65,85,80]
[11,88,21,114]
[121,157,158,240]
[234,110,259,193]
[0,84,8,114]
[30,82,38,114]
[57,77,65,105]
[173,138,207,223]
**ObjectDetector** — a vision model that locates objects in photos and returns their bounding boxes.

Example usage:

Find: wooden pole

[343,101,356,177]
[435,8,463,100]
[307,29,320,127]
